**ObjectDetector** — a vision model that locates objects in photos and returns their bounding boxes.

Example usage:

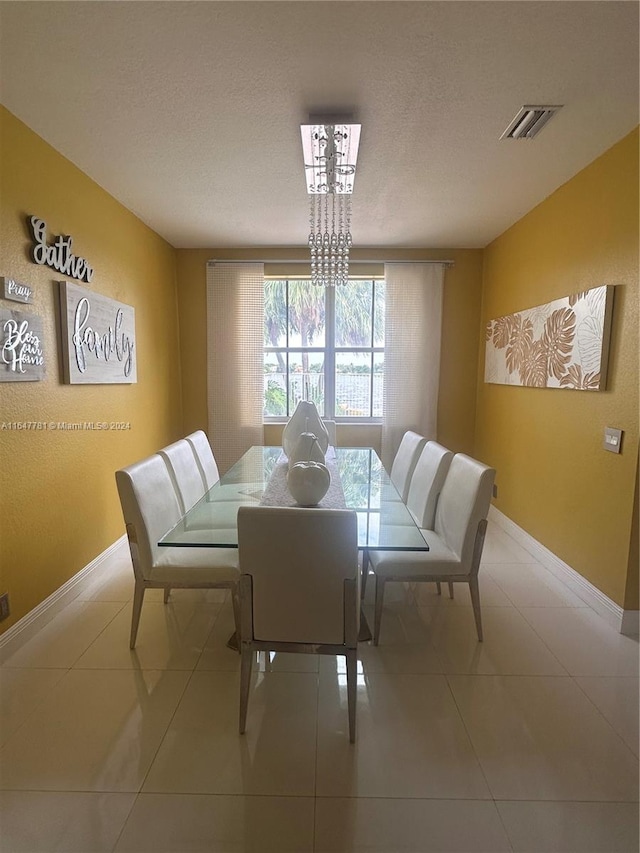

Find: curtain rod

[207,259,455,266]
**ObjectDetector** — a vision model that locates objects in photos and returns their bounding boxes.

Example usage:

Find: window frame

[263,277,384,424]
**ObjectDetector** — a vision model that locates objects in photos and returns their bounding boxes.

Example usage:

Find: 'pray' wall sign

[58,281,136,384]
[29,216,94,283]
[2,276,33,304]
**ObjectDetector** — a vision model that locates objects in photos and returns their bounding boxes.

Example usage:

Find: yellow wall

[176,247,484,456]
[0,108,182,631]
[476,129,639,608]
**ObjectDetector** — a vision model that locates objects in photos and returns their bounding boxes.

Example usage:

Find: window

[263,279,385,421]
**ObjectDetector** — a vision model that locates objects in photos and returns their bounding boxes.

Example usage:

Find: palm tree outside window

[263,279,385,421]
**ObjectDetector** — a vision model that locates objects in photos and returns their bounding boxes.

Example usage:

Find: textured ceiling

[0,1,637,249]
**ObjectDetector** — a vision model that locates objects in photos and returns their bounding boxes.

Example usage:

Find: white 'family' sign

[0,309,45,381]
[58,281,136,384]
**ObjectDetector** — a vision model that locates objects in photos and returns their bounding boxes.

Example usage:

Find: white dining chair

[368,453,495,645]
[362,440,453,598]
[159,439,206,515]
[389,430,427,501]
[237,506,360,742]
[116,454,240,648]
[185,430,220,491]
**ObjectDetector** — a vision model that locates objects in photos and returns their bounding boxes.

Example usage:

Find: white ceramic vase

[288,432,325,469]
[282,401,329,457]
[287,461,331,506]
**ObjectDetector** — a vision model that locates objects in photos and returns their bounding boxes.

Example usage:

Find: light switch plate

[603,427,623,453]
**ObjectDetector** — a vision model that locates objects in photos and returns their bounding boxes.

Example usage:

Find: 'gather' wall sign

[29,216,94,283]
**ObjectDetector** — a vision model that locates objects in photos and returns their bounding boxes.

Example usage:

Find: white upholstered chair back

[238,506,359,645]
[434,454,495,573]
[115,455,182,578]
[159,439,205,514]
[185,430,220,490]
[407,441,454,529]
[389,431,427,501]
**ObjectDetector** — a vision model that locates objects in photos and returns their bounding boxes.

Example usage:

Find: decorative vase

[282,400,329,457]
[288,432,325,469]
[287,461,331,506]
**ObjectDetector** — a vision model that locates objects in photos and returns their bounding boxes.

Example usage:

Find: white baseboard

[489,506,637,636]
[0,535,128,660]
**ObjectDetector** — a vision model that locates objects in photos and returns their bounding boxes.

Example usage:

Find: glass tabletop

[159,446,430,551]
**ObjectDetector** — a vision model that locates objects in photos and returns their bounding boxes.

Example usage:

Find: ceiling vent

[500,105,562,140]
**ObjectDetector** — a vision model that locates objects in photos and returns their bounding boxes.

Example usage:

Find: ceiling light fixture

[500,105,563,140]
[301,117,361,286]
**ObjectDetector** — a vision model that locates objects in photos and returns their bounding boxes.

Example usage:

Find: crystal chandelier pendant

[301,120,360,287]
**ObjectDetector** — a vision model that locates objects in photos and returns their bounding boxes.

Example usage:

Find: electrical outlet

[492,483,498,499]
[0,592,10,621]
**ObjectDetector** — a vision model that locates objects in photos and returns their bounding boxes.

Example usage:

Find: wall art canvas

[0,308,45,381]
[484,285,614,391]
[58,281,136,384]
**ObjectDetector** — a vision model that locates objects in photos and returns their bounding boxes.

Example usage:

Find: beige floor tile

[481,526,535,564]
[74,601,222,670]
[448,674,639,801]
[419,606,567,675]
[362,579,415,607]
[0,669,189,792]
[320,640,443,676]
[575,676,639,756]
[362,600,435,646]
[195,600,244,671]
[143,671,318,795]
[412,574,513,607]
[0,601,125,669]
[0,668,67,746]
[76,555,136,602]
[314,797,512,852]
[0,791,135,853]
[485,562,589,608]
[519,607,640,676]
[114,793,314,852]
[496,800,640,852]
[316,672,491,799]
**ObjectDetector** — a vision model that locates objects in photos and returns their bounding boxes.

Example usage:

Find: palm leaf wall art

[484,285,614,390]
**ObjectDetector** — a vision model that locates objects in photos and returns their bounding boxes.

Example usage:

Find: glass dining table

[158,445,431,553]
[159,446,429,646]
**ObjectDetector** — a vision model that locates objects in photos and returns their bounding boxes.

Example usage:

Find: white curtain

[206,262,264,474]
[381,263,445,470]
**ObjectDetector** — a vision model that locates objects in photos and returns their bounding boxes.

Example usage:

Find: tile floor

[0,522,638,852]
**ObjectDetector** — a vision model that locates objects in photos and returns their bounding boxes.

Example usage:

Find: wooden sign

[29,216,94,283]
[0,309,45,381]
[58,281,136,384]
[2,277,33,304]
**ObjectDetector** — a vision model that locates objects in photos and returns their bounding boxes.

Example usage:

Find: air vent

[500,105,562,140]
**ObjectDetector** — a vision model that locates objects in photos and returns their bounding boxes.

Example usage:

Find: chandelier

[300,119,361,286]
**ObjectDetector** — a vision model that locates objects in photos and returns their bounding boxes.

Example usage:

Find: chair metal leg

[436,582,442,595]
[163,587,171,604]
[239,643,254,734]
[469,577,483,641]
[448,581,454,599]
[360,550,369,599]
[231,587,241,652]
[345,648,357,743]
[373,576,385,646]
[130,582,145,649]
